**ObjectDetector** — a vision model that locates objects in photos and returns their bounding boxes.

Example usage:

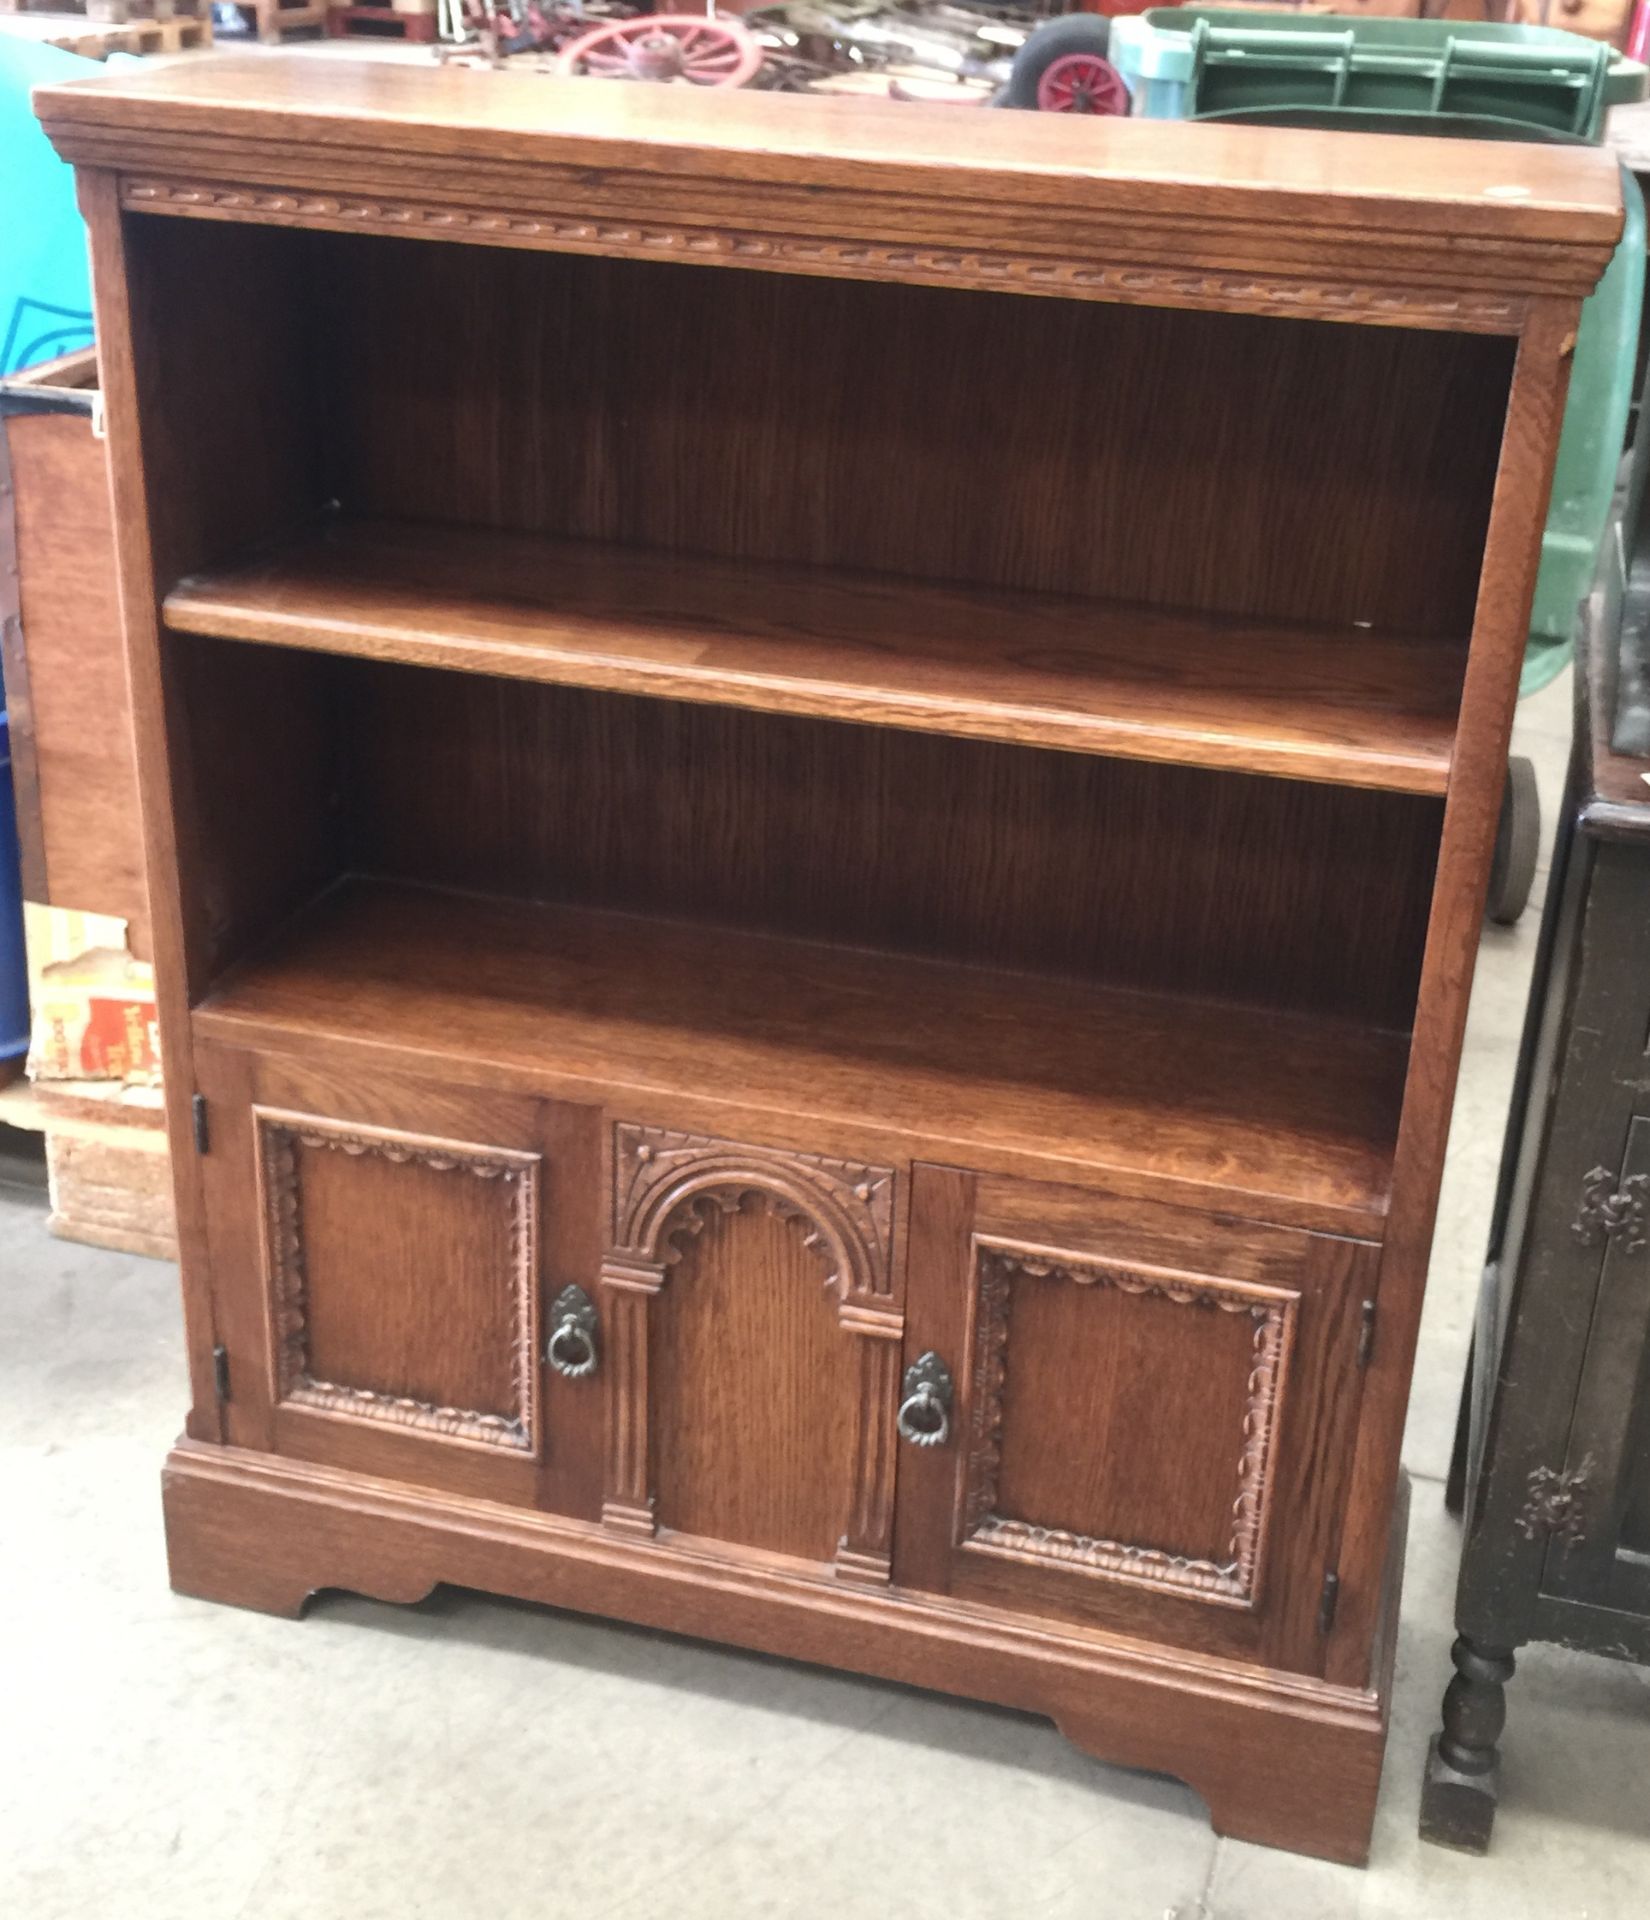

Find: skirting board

[162,1440,1407,1865]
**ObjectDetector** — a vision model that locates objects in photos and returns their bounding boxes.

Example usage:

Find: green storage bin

[1125,8,1645,141]
[1526,165,1645,694]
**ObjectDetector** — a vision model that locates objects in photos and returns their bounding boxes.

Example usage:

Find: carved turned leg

[1420,1634,1516,1853]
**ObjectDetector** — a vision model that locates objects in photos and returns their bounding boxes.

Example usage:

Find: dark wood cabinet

[1422,600,1650,1851]
[35,57,1621,1866]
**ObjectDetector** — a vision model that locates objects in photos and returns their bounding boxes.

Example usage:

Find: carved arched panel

[612,1124,895,1296]
[600,1123,901,1582]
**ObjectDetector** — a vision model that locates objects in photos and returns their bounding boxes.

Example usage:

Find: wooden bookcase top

[35,56,1622,327]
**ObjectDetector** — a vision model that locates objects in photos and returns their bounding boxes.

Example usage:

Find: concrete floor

[3,670,1648,1918]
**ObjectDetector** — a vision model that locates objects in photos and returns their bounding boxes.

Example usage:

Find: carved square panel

[960,1238,1296,1609]
[256,1108,540,1451]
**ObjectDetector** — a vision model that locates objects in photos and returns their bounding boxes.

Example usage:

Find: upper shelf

[164,517,1462,795]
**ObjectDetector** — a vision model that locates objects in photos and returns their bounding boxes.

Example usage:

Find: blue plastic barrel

[1,708,29,1067]
[0,36,108,1072]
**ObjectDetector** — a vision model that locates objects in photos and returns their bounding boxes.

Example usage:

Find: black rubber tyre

[999,14,1115,111]
[1487,754,1541,926]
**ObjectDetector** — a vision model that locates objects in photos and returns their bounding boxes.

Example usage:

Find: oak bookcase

[36,58,1621,1862]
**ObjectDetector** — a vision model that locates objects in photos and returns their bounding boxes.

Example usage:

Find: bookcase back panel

[313,229,1512,637]
[169,632,342,991]
[124,210,1508,652]
[126,216,326,587]
[132,203,1465,1031]
[337,657,1437,1030]
[168,629,1438,1034]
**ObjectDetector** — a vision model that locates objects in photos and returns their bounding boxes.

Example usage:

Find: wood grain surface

[166,514,1465,793]
[75,170,229,1443]
[192,877,1408,1234]
[160,1434,1399,1863]
[990,1264,1264,1567]
[268,1122,528,1425]
[1329,301,1583,1684]
[340,661,1440,1031]
[893,1168,1377,1675]
[650,1199,860,1567]
[311,238,1513,637]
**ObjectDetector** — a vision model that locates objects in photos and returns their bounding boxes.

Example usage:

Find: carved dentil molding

[119,178,1524,333]
[962,1239,1295,1608]
[257,1109,540,1451]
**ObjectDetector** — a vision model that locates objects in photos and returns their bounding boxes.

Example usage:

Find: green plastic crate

[1527,169,1645,693]
[1116,8,1645,141]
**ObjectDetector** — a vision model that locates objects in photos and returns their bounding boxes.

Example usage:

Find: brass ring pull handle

[896,1352,954,1448]
[546,1284,599,1379]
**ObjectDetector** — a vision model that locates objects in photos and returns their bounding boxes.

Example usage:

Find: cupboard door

[598,1121,905,1584]
[195,1045,604,1514]
[894,1168,1377,1673]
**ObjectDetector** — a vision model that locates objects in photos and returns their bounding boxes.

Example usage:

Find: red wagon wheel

[556,14,764,86]
[1035,50,1129,115]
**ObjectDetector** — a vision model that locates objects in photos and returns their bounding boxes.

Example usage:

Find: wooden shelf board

[164,518,1462,795]
[193,878,1408,1234]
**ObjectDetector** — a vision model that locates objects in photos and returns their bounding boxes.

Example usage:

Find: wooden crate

[225,0,326,42]
[2,356,176,1259]
[327,0,437,41]
[0,1076,176,1263]
[0,350,150,958]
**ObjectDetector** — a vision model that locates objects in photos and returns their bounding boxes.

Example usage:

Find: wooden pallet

[0,0,209,20]
[0,9,211,51]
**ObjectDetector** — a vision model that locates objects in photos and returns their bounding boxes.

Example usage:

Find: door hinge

[1318,1569,1340,1635]
[1573,1167,1649,1252]
[191,1092,210,1156]
[212,1343,231,1402]
[1356,1299,1377,1368]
